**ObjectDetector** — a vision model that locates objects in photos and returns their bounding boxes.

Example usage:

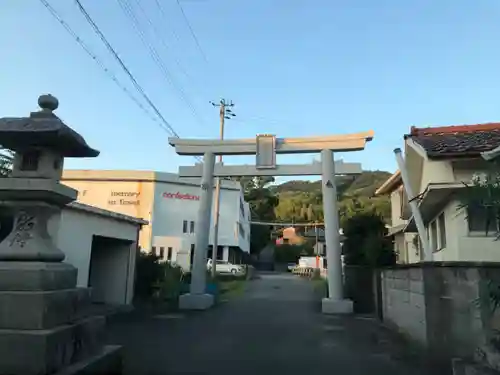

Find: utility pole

[209,99,235,278]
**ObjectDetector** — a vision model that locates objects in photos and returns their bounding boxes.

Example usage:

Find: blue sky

[1,0,500,181]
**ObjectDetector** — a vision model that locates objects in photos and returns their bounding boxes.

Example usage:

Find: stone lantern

[0,95,121,375]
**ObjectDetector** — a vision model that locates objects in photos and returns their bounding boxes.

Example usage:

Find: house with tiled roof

[376,123,500,263]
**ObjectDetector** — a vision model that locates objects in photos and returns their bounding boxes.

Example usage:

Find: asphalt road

[106,272,428,375]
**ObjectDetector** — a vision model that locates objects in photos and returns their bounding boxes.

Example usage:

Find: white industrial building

[62,170,251,271]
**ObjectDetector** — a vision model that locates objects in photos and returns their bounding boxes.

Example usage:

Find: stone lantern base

[0,261,122,375]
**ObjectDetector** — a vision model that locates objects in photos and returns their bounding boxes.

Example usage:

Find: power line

[39,0,174,136]
[116,0,205,126]
[73,0,182,138]
[133,0,191,81]
[176,0,209,63]
[41,0,201,162]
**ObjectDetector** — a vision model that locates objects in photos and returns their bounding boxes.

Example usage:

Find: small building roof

[67,201,148,226]
[374,170,401,196]
[405,123,500,159]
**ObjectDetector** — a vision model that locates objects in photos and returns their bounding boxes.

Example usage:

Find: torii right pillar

[321,149,353,314]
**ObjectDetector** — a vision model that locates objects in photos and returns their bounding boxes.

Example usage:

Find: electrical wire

[41,0,202,162]
[73,0,181,137]
[39,0,173,136]
[116,0,205,126]
[175,0,209,63]
[135,0,192,82]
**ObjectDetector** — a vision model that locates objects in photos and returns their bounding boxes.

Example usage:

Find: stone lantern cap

[0,94,99,157]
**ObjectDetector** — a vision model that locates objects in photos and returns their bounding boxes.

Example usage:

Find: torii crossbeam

[169,131,374,314]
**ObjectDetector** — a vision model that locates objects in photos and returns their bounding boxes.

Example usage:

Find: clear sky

[1,0,500,180]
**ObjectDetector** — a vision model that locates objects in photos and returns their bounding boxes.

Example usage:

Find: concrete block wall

[380,262,496,363]
[381,267,427,345]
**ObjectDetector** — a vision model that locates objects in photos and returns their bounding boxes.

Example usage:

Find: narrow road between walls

[107,271,430,375]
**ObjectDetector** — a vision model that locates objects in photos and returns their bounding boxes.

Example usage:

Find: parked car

[207,259,244,274]
[287,263,296,272]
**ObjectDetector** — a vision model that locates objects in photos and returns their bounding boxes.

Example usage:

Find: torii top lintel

[168,131,374,156]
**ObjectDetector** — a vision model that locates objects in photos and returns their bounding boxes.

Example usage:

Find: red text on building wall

[162,192,200,201]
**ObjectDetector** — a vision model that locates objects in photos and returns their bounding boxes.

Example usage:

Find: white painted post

[321,149,353,314]
[394,148,432,261]
[321,149,342,299]
[189,151,216,295]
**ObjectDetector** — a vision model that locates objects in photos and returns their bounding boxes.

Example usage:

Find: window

[20,150,40,171]
[159,247,165,259]
[167,247,173,261]
[430,221,438,252]
[438,213,446,249]
[152,246,157,256]
[190,244,195,268]
[183,220,188,233]
[240,198,245,217]
[398,187,405,219]
[190,221,195,233]
[238,222,245,238]
[468,206,498,233]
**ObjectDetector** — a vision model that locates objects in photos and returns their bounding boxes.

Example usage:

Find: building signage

[108,191,140,206]
[162,192,200,201]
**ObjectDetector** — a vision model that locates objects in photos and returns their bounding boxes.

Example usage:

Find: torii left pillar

[321,149,353,314]
[178,152,216,310]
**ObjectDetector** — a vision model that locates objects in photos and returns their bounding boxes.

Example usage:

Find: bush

[134,251,162,299]
[135,251,186,302]
[154,262,185,301]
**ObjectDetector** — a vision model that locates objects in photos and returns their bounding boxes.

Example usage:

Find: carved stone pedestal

[0,262,122,375]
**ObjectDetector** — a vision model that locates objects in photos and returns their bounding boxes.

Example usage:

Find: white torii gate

[169,131,374,314]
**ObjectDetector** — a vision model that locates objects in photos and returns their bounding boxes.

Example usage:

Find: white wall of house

[419,159,455,193]
[388,185,419,264]
[48,205,141,305]
[421,198,500,262]
[390,188,405,227]
[393,233,419,264]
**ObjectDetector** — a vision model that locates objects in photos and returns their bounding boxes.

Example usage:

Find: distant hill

[272,170,392,197]
[271,170,392,223]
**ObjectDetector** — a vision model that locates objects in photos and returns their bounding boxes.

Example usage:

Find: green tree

[342,211,395,267]
[235,177,279,254]
[458,169,500,238]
